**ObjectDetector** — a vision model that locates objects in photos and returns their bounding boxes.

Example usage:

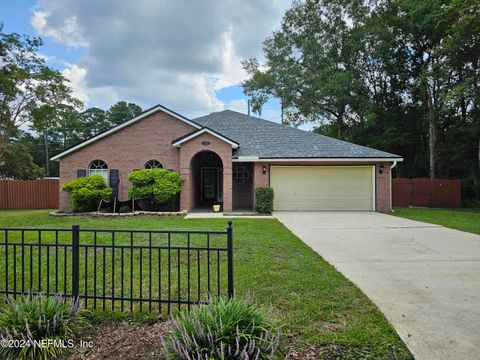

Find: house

[51,105,402,213]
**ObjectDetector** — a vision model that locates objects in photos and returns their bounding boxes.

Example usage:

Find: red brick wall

[178,133,233,212]
[375,162,392,212]
[251,162,392,212]
[59,111,196,212]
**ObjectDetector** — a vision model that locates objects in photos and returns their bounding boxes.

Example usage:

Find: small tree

[128,169,183,211]
[62,175,112,212]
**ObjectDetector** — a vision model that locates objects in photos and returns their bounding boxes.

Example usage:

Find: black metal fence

[0,222,234,313]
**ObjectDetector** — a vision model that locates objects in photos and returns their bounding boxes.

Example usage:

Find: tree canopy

[243,0,480,205]
[0,23,81,169]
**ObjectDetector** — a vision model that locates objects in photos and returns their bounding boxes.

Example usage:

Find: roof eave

[51,104,202,161]
[232,157,403,162]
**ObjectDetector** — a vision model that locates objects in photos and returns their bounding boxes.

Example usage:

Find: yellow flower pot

[212,204,221,212]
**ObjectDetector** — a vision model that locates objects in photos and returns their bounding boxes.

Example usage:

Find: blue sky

[2,0,292,124]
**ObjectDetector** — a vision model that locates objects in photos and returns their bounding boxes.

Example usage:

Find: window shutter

[110,169,120,198]
[77,169,86,178]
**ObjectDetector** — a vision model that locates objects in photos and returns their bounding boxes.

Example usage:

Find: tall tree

[242,0,480,204]
[0,23,80,170]
[243,0,369,138]
[79,107,109,138]
[106,101,142,126]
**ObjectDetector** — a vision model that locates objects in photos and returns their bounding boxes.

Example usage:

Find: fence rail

[0,223,234,313]
[392,178,461,208]
[0,179,59,209]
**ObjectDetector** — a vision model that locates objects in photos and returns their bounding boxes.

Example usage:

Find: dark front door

[202,168,217,203]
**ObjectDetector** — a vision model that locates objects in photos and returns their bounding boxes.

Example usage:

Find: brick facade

[375,162,392,212]
[57,109,392,213]
[178,132,233,212]
[59,111,196,212]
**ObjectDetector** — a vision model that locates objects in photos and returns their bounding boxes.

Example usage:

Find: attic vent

[201,141,211,146]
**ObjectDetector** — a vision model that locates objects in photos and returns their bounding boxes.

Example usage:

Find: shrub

[62,175,112,212]
[119,205,131,213]
[128,169,183,211]
[255,187,274,213]
[0,294,87,360]
[162,296,281,359]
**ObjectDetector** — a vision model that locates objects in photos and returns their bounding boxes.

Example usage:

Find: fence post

[72,225,80,301]
[227,221,234,298]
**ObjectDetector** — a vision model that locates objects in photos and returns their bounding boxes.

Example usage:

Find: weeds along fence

[0,223,234,313]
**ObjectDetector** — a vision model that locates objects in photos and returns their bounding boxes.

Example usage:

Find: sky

[2,0,293,124]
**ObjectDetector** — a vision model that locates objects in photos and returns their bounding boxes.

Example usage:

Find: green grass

[0,210,412,358]
[393,207,480,235]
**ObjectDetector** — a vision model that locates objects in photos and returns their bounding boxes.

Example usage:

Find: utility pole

[247,99,250,116]
[280,100,284,125]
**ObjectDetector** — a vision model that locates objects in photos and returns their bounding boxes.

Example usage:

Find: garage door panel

[274,190,372,200]
[274,200,373,211]
[270,166,374,211]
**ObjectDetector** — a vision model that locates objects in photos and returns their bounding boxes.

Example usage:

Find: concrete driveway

[274,212,480,360]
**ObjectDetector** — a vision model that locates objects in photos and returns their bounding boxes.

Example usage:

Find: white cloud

[32,10,88,48]
[31,0,292,115]
[62,64,89,104]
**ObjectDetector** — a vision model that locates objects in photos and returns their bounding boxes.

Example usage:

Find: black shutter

[110,169,119,198]
[77,169,86,178]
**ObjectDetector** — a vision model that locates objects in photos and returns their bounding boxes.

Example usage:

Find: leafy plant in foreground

[162,296,281,359]
[0,294,87,360]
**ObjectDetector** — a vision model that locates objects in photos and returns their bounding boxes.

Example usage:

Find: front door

[202,168,217,203]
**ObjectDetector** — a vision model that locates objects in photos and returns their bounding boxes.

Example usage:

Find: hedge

[255,187,274,213]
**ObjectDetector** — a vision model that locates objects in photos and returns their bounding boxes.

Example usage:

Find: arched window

[89,160,109,183]
[144,159,163,169]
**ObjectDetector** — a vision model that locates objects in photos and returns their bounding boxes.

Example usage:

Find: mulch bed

[68,320,169,360]
[50,210,187,217]
[67,320,353,360]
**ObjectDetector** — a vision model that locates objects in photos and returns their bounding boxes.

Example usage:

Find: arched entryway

[190,151,224,209]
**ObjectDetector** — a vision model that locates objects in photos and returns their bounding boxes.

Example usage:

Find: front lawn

[0,210,411,358]
[393,207,480,235]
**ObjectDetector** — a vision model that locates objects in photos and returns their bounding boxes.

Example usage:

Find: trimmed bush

[62,175,112,212]
[255,187,274,213]
[162,296,281,359]
[0,294,87,360]
[128,169,183,211]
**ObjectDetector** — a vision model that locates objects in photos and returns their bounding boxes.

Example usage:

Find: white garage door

[270,166,375,211]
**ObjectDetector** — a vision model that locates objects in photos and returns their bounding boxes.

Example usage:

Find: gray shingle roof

[193,110,401,159]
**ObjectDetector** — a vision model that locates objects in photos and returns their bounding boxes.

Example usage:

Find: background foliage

[243,0,480,205]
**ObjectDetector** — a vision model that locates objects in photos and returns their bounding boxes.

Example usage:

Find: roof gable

[51,104,201,160]
[172,128,239,149]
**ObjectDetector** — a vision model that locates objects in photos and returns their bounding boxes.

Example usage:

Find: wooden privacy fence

[392,178,461,208]
[0,179,59,210]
